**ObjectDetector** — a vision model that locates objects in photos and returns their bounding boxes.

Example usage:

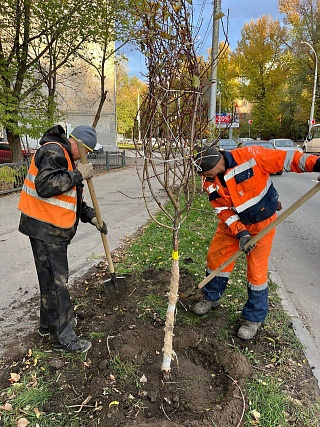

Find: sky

[119,0,283,79]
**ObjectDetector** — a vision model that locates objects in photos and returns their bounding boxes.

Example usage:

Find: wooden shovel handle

[76,139,115,274]
[198,180,320,289]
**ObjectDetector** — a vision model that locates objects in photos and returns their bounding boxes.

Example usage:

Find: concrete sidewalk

[0,153,165,356]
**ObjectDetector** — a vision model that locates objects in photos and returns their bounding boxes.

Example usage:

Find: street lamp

[137,83,147,143]
[137,87,142,144]
[208,0,224,124]
[301,41,318,130]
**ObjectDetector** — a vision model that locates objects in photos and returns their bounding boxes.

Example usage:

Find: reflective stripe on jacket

[18,143,77,228]
[203,146,319,236]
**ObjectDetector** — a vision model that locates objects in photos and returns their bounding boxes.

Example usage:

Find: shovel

[196,180,320,291]
[76,139,127,295]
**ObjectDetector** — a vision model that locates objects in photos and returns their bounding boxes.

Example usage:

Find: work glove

[239,233,255,254]
[77,162,94,180]
[91,217,108,235]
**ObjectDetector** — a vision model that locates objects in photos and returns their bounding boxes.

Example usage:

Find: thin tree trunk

[162,225,180,379]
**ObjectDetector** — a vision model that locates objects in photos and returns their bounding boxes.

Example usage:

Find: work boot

[237,320,261,340]
[53,338,92,353]
[191,298,220,315]
[38,317,78,338]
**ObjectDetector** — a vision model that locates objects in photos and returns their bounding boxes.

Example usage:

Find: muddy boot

[53,337,92,353]
[191,298,220,315]
[237,320,261,340]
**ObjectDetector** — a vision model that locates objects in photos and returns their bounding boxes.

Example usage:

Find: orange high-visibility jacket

[203,147,318,238]
[18,142,77,228]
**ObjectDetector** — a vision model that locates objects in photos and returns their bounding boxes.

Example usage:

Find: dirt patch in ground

[0,263,319,426]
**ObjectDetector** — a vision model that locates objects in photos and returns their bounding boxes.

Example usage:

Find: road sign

[215,113,239,127]
[215,114,231,124]
[248,119,252,125]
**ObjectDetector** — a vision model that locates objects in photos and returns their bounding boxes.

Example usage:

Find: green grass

[87,331,106,340]
[244,376,288,426]
[108,354,142,389]
[117,190,214,277]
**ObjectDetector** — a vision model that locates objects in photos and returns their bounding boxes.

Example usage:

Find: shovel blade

[103,275,127,296]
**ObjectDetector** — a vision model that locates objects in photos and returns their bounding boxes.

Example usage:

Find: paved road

[0,153,165,356]
[270,172,320,386]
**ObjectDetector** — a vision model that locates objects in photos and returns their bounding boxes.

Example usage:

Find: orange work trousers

[207,214,276,286]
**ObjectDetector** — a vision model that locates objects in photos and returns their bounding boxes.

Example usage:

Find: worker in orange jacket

[18,125,107,353]
[191,144,320,340]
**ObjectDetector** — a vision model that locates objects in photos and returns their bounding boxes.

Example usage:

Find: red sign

[310,119,316,125]
[216,115,231,124]
[248,119,253,124]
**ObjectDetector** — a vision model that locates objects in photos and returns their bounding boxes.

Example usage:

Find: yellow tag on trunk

[172,250,179,260]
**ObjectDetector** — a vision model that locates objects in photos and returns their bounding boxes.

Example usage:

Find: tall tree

[234,15,289,138]
[0,0,95,161]
[0,0,134,161]
[279,0,320,131]
[116,60,147,138]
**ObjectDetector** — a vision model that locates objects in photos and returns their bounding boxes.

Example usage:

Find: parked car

[269,138,303,153]
[237,139,283,175]
[237,137,254,145]
[218,139,238,151]
[0,142,31,164]
[0,142,12,163]
[303,125,320,153]
[237,140,273,148]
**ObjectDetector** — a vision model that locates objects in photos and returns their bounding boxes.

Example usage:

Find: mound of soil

[1,263,319,426]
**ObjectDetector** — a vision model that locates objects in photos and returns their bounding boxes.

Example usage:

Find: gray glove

[239,234,255,254]
[91,217,108,235]
[77,162,94,180]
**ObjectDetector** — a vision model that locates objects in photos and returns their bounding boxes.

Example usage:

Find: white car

[303,125,320,153]
[269,138,303,153]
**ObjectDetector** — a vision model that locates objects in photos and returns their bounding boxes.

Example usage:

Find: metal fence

[0,151,126,196]
[0,162,29,195]
[88,150,126,171]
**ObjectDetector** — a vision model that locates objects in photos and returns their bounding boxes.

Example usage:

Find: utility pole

[208,0,223,126]
[301,41,318,131]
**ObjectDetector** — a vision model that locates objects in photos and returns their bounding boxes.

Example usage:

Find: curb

[269,261,320,389]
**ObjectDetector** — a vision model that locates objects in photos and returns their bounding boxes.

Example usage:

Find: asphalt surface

[0,153,319,390]
[270,173,320,387]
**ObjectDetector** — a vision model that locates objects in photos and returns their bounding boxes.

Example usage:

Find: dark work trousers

[30,237,76,347]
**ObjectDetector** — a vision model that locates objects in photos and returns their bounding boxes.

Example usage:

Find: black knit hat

[194,145,222,173]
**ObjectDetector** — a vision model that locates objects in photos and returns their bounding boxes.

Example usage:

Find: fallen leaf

[34,408,41,418]
[84,359,92,368]
[17,418,30,427]
[140,374,147,383]
[0,402,13,411]
[9,373,20,383]
[250,409,261,421]
[109,401,119,407]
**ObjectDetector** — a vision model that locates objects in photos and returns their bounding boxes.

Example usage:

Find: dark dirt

[0,262,319,427]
